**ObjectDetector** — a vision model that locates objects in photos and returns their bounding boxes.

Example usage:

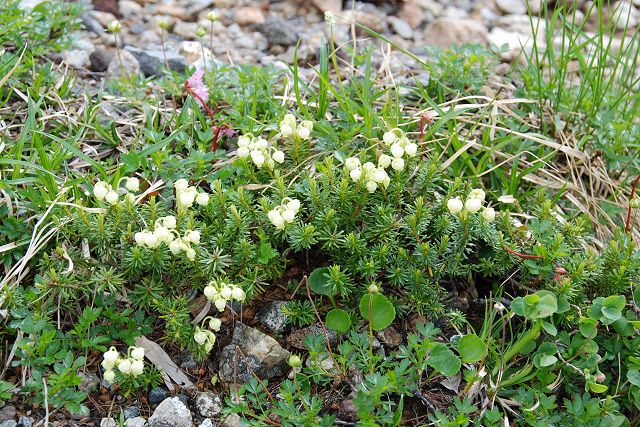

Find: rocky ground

[3,0,639,426]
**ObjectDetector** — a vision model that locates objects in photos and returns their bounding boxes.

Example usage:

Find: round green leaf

[326,309,351,333]
[427,343,461,377]
[359,293,396,331]
[538,354,557,367]
[457,334,485,363]
[628,368,640,386]
[579,317,598,339]
[308,267,334,297]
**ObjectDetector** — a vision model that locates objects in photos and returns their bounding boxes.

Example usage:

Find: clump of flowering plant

[203,280,246,311]
[194,316,222,353]
[279,114,313,140]
[267,198,301,229]
[93,176,140,205]
[101,345,145,384]
[447,188,495,222]
[236,133,285,169]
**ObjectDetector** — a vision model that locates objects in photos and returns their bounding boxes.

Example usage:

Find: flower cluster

[447,188,495,221]
[381,128,419,171]
[279,114,313,140]
[134,216,200,260]
[94,177,140,205]
[194,316,222,353]
[237,133,285,169]
[267,198,301,229]
[344,158,390,193]
[203,280,246,311]
[174,178,209,211]
[101,346,145,383]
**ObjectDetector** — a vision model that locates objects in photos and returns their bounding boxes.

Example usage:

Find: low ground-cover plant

[2,3,640,425]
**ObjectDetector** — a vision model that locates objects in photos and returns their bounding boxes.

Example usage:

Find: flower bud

[271,213,285,229]
[104,346,119,365]
[186,247,196,260]
[94,182,109,200]
[187,230,201,244]
[366,181,378,193]
[204,285,218,300]
[447,197,463,214]
[382,131,396,145]
[465,198,482,213]
[498,195,515,204]
[196,192,210,206]
[220,286,232,300]
[482,207,496,222]
[349,168,362,181]
[368,283,379,294]
[282,209,296,223]
[273,150,285,163]
[251,150,265,168]
[117,358,132,374]
[280,124,293,137]
[209,317,222,331]
[404,142,418,157]
[391,158,404,171]
[131,346,145,361]
[214,298,227,311]
[297,126,310,140]
[174,179,189,191]
[631,197,640,209]
[125,177,140,192]
[130,359,144,376]
[194,330,208,345]
[345,157,361,171]
[378,154,392,168]
[107,20,122,33]
[158,17,170,30]
[231,287,245,301]
[288,354,302,368]
[207,10,220,22]
[105,191,119,205]
[286,199,301,212]
[390,143,404,159]
[179,189,196,207]
[163,216,177,229]
[104,370,116,383]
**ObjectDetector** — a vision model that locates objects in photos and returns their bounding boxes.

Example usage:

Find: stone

[0,406,16,423]
[123,406,141,420]
[487,27,529,60]
[100,419,116,427]
[124,46,187,77]
[286,323,338,350]
[219,323,290,383]
[80,13,105,34]
[423,18,488,48]
[388,16,414,39]
[495,0,527,15]
[148,388,170,406]
[106,49,140,79]
[61,50,91,68]
[180,41,214,65]
[256,301,289,333]
[612,1,640,29]
[195,392,222,418]
[78,372,101,393]
[173,21,200,39]
[198,420,214,427]
[90,49,113,72]
[219,414,247,427]
[311,0,342,14]
[260,17,299,47]
[147,397,192,427]
[90,11,117,28]
[397,0,425,29]
[0,421,17,427]
[125,417,146,427]
[178,351,198,370]
[235,6,265,26]
[17,417,33,427]
[118,0,143,18]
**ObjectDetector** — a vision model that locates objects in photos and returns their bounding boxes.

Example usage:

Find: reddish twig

[625,175,640,234]
[184,83,222,152]
[419,112,433,160]
[502,244,543,260]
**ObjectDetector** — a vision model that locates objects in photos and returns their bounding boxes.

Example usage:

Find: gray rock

[100,418,116,427]
[17,417,33,427]
[287,323,338,350]
[61,49,91,69]
[219,323,290,383]
[106,49,140,79]
[0,406,16,423]
[260,17,299,47]
[495,0,527,14]
[179,351,198,370]
[388,16,414,39]
[118,0,143,18]
[124,46,187,77]
[256,301,290,333]
[125,417,147,427]
[147,397,192,427]
[78,372,101,393]
[198,419,214,427]
[0,421,17,427]
[80,13,105,34]
[148,387,170,406]
[173,21,200,39]
[219,414,247,427]
[90,48,113,72]
[123,406,141,420]
[195,392,222,418]
[423,18,488,48]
